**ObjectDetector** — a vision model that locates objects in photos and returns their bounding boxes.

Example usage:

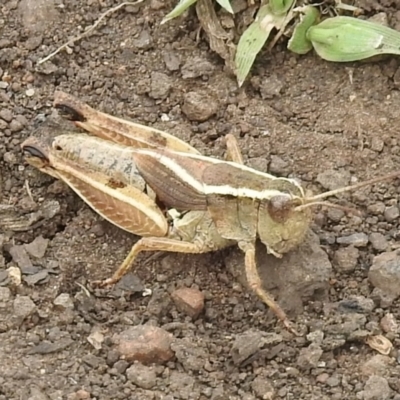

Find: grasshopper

[21,92,400,334]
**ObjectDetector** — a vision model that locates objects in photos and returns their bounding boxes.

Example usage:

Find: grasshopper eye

[53,144,63,151]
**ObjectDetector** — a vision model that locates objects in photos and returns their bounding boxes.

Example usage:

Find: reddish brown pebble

[75,389,91,399]
[171,287,205,319]
[116,326,174,365]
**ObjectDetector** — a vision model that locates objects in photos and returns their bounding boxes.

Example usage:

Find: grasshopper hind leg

[239,242,299,335]
[93,237,214,287]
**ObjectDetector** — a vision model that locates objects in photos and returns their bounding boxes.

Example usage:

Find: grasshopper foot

[282,319,301,337]
[91,278,118,288]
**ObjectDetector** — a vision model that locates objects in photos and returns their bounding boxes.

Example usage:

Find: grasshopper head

[260,171,400,255]
[258,189,313,255]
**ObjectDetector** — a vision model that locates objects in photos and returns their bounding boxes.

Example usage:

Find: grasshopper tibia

[94,237,218,287]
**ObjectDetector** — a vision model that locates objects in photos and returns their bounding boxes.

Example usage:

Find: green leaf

[216,0,233,14]
[269,0,295,15]
[235,5,286,86]
[161,0,198,24]
[287,6,319,55]
[307,16,400,62]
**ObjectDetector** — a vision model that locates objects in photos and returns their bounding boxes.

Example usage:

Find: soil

[1,1,400,399]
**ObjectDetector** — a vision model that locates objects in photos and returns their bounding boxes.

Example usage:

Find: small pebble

[384,205,399,222]
[369,232,388,252]
[369,251,400,297]
[337,233,368,247]
[380,313,398,334]
[126,362,157,389]
[171,287,205,319]
[333,246,359,273]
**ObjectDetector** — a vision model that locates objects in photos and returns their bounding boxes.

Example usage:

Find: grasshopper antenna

[294,171,400,213]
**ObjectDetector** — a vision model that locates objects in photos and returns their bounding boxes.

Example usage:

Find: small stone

[87,331,104,350]
[361,375,391,400]
[0,39,12,49]
[337,233,368,247]
[327,208,345,222]
[360,354,393,377]
[380,313,398,333]
[24,235,49,258]
[82,353,103,369]
[181,91,219,122]
[3,152,17,164]
[371,287,397,308]
[13,295,36,319]
[26,88,35,97]
[326,376,340,387]
[75,389,91,399]
[296,344,323,370]
[181,57,215,79]
[368,202,386,215]
[316,373,329,383]
[0,109,12,122]
[9,119,24,132]
[132,30,153,50]
[171,338,208,371]
[384,205,399,222]
[149,72,172,100]
[163,51,180,71]
[18,0,59,33]
[126,362,157,389]
[338,296,375,314]
[369,251,400,297]
[316,169,351,191]
[113,360,129,374]
[251,376,275,399]
[333,246,359,273]
[24,35,43,50]
[116,326,174,364]
[259,74,283,99]
[171,287,205,319]
[8,245,33,269]
[371,137,384,152]
[268,155,290,176]
[369,232,388,252]
[306,330,324,345]
[230,329,264,365]
[7,267,22,286]
[53,293,74,310]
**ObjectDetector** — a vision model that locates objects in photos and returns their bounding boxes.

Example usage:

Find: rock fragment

[115,326,174,364]
[171,287,205,319]
[333,246,359,273]
[182,91,219,121]
[126,362,157,389]
[24,236,49,259]
[369,251,400,298]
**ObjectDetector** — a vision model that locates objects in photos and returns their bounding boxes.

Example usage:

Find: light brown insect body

[21,92,400,334]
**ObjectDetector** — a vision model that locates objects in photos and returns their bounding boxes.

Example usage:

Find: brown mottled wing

[202,162,272,191]
[133,149,208,211]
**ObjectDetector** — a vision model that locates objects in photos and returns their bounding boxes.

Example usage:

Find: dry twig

[37,0,144,65]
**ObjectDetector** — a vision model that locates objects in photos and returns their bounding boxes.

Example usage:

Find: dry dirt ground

[2,0,400,399]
